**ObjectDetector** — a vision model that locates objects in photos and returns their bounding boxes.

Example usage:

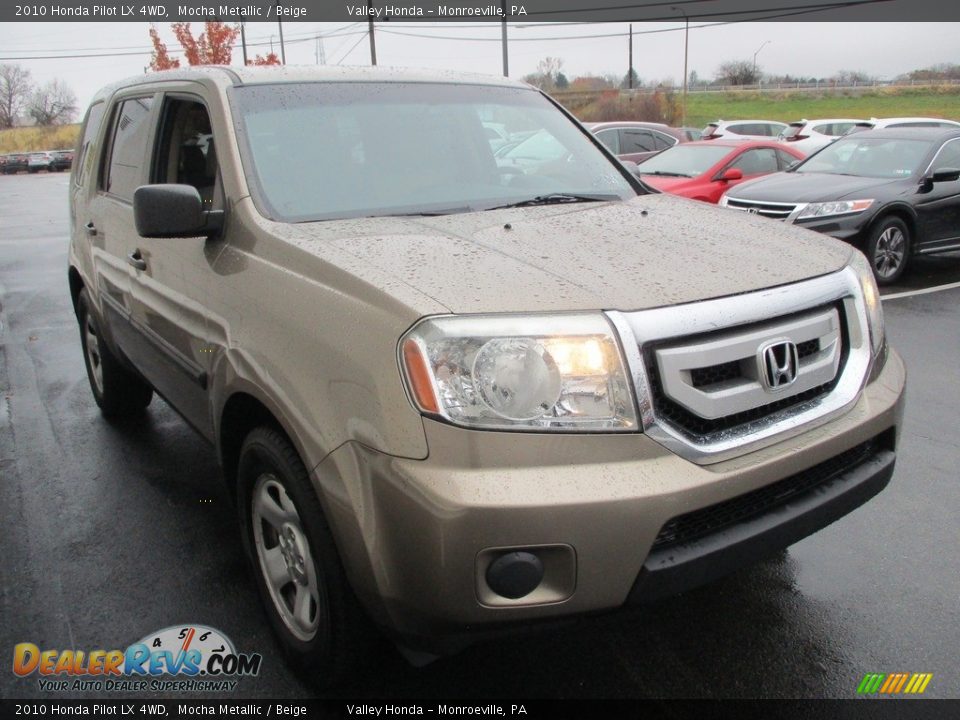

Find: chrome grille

[724,197,798,220]
[605,267,874,464]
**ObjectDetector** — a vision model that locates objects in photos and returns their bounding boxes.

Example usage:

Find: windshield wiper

[367,207,474,218]
[640,171,692,178]
[484,193,618,211]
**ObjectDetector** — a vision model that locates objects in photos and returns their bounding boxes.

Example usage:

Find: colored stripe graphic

[857,672,933,694]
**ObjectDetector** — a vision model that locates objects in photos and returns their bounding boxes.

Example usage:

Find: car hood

[728,172,904,203]
[278,195,852,315]
[640,175,701,194]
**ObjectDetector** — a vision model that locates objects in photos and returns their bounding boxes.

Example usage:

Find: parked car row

[1,149,73,174]
[591,115,960,284]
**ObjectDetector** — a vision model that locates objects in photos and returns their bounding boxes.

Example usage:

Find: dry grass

[0,124,80,153]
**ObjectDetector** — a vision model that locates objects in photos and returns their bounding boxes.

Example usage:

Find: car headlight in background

[400,314,638,431]
[797,199,874,220]
[848,250,885,359]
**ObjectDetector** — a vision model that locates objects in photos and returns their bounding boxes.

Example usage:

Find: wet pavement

[1,172,958,699]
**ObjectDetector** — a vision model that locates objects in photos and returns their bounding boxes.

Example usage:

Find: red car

[636,140,805,203]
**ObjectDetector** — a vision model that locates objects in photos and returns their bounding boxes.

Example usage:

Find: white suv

[779,118,865,155]
[847,117,960,134]
[702,119,787,141]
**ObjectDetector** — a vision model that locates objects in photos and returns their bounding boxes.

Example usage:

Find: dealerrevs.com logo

[13,625,262,693]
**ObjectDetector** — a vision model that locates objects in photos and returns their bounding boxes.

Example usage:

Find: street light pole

[753,40,770,81]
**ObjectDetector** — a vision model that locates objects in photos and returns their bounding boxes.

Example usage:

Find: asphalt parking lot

[1,172,958,700]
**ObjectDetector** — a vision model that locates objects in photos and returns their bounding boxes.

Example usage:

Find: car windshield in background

[230,82,638,222]
[637,144,733,177]
[795,137,933,179]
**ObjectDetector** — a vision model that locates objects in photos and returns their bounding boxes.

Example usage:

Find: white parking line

[882,280,960,300]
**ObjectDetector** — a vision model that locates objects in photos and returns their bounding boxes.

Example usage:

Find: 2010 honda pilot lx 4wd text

[68,67,905,682]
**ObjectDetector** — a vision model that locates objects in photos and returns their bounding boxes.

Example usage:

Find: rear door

[87,94,157,363]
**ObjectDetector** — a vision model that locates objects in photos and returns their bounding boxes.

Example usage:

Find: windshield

[230,82,638,222]
[795,136,933,179]
[637,144,732,177]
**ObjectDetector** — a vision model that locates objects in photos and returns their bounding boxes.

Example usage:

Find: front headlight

[849,250,885,358]
[797,199,874,220]
[400,314,638,431]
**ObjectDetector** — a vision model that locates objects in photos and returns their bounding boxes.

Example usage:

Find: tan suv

[68,67,905,682]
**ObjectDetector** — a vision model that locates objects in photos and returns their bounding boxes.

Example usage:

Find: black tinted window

[105,97,154,201]
[620,129,656,153]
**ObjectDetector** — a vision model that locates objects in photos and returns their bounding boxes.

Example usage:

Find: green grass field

[682,86,960,127]
[565,85,960,128]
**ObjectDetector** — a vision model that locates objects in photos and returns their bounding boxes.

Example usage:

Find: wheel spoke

[262,545,290,592]
[293,584,314,628]
[256,485,291,529]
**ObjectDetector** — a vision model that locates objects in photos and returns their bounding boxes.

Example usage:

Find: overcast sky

[0,21,957,113]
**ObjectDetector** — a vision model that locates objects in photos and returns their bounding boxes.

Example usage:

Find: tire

[76,288,153,416]
[866,216,911,285]
[237,426,376,687]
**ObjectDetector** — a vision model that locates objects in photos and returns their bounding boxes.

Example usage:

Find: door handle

[127,249,147,271]
[84,221,97,237]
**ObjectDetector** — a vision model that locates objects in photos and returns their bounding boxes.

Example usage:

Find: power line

[334,32,370,65]
[374,1,891,42]
[0,30,368,61]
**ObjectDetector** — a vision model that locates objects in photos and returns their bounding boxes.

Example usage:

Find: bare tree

[833,69,874,85]
[716,60,760,86]
[0,64,33,129]
[27,79,77,126]
[524,56,565,91]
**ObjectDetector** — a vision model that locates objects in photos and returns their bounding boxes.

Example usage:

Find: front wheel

[866,216,911,285]
[237,427,376,686]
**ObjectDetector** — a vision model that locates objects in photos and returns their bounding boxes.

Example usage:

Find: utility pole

[628,24,634,90]
[671,5,689,126]
[315,35,325,64]
[240,21,248,66]
[500,0,509,77]
[278,13,286,64]
[368,0,377,65]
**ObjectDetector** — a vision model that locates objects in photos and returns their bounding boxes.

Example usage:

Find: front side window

[728,148,779,175]
[930,139,960,173]
[229,82,638,222]
[636,144,732,177]
[104,96,154,201]
[152,97,221,208]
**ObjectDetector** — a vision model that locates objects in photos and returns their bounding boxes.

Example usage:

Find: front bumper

[312,348,905,650]
[792,211,875,246]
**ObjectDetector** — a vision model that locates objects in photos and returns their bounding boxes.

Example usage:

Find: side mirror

[133,184,223,238]
[718,168,743,182]
[620,159,642,177]
[930,167,960,183]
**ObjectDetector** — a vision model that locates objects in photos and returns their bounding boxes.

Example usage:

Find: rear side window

[74,102,106,187]
[103,96,154,201]
[652,131,677,150]
[620,129,657,153]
